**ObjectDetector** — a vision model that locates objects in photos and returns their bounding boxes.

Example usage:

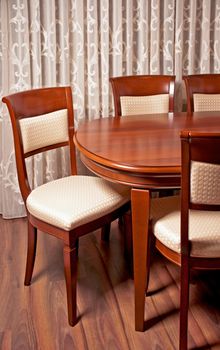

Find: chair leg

[24,221,37,286]
[118,216,124,228]
[123,211,133,275]
[179,259,190,350]
[123,211,132,258]
[101,223,111,242]
[63,244,78,326]
[145,234,152,295]
[76,238,79,257]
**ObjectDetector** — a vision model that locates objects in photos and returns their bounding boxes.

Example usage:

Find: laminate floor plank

[0,216,220,349]
[96,233,176,350]
[166,261,220,349]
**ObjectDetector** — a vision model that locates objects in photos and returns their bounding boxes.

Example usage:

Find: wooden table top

[74,112,220,188]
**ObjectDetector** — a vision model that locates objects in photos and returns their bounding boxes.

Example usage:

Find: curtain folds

[1,0,220,218]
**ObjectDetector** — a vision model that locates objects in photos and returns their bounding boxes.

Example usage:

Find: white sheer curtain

[1,0,220,218]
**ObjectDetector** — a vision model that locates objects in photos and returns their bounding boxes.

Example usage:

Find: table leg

[131,188,150,331]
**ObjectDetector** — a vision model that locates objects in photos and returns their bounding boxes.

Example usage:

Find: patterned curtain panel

[0,0,220,218]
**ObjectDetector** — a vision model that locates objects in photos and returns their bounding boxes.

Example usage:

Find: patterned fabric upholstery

[27,175,130,231]
[19,109,68,153]
[120,94,169,116]
[193,93,220,112]
[191,161,220,204]
[150,196,220,257]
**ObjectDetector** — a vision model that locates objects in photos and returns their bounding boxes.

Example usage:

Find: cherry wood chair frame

[109,75,175,116]
[183,74,220,113]
[2,87,130,326]
[147,131,220,349]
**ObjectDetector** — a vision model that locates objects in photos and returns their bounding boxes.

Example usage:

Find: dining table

[74,111,220,332]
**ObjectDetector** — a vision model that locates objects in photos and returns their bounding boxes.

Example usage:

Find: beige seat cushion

[193,94,220,112]
[27,175,130,231]
[150,196,220,257]
[120,94,169,116]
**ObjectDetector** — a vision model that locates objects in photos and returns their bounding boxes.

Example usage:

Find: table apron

[81,154,181,189]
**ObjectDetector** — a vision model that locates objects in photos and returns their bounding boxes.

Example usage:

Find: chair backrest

[110,75,175,116]
[2,86,77,202]
[180,131,220,252]
[183,74,220,113]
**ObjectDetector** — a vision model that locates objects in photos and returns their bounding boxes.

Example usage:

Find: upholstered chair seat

[151,195,220,257]
[27,175,130,231]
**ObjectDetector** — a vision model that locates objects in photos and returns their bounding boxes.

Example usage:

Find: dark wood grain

[0,216,220,349]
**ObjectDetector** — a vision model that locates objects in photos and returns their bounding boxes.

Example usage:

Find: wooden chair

[183,74,220,113]
[2,87,130,326]
[144,131,220,349]
[110,75,175,116]
[109,75,176,259]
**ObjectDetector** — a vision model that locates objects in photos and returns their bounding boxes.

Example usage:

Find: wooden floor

[0,217,220,350]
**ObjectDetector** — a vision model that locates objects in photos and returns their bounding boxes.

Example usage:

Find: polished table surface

[74,111,220,331]
[75,112,220,188]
